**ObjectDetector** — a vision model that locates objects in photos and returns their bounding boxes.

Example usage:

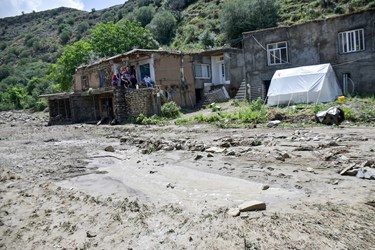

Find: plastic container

[337,96,345,102]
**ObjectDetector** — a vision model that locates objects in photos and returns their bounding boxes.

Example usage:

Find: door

[211,55,226,85]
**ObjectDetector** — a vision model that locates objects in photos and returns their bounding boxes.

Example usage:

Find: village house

[42,49,197,124]
[242,9,375,101]
[190,48,244,102]
[42,48,246,124]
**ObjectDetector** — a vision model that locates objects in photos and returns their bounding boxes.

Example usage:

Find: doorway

[263,80,271,101]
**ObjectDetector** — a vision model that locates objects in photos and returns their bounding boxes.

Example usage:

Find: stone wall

[70,95,100,123]
[114,87,157,122]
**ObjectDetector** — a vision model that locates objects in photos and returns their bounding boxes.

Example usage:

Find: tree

[135,6,155,27]
[49,41,92,90]
[148,10,176,45]
[89,20,158,58]
[220,0,280,42]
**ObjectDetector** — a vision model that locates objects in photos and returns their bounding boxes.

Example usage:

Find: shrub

[59,29,71,44]
[135,6,155,27]
[77,21,90,34]
[148,10,176,44]
[161,101,181,118]
[200,29,215,49]
[220,0,280,42]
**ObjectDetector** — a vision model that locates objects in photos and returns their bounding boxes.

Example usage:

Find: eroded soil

[0,111,374,249]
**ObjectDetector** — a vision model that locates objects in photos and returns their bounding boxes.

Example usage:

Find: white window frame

[267,41,288,66]
[194,64,210,79]
[338,28,365,54]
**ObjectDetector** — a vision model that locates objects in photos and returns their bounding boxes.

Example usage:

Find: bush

[148,10,176,44]
[220,0,280,42]
[199,29,215,48]
[135,6,155,27]
[59,29,71,44]
[161,101,181,118]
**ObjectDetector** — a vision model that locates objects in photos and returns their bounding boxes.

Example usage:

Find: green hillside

[0,0,373,110]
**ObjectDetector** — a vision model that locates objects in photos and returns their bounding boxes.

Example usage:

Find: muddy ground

[0,111,374,250]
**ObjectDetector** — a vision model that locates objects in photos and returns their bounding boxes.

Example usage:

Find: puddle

[59,156,303,212]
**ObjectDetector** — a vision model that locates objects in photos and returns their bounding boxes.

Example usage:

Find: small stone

[166,183,175,189]
[86,231,97,238]
[267,120,281,128]
[238,200,266,212]
[207,153,214,158]
[226,150,235,156]
[227,208,240,217]
[262,185,270,190]
[306,167,315,173]
[104,146,115,152]
[206,147,226,153]
[332,180,339,185]
[149,170,157,174]
[194,155,203,161]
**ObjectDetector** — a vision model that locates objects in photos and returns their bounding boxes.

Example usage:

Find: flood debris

[315,107,345,125]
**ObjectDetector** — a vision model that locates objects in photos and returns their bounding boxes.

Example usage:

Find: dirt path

[0,111,374,249]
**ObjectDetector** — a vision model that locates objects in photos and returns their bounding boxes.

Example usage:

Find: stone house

[190,48,244,102]
[42,49,197,124]
[242,10,375,101]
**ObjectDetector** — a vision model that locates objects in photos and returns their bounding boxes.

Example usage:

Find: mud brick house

[242,10,375,101]
[190,48,244,102]
[42,49,197,124]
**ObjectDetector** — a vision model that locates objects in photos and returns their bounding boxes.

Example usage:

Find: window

[338,28,365,54]
[194,64,210,79]
[267,41,288,65]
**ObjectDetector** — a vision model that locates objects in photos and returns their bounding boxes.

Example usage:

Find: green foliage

[135,6,155,27]
[220,0,280,42]
[77,21,90,34]
[49,41,92,90]
[89,20,158,58]
[138,0,153,7]
[167,0,195,10]
[0,64,13,81]
[161,101,181,118]
[199,29,215,48]
[135,114,165,125]
[148,10,177,44]
[59,29,72,44]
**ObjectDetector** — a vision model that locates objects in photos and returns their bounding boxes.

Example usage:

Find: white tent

[267,64,342,106]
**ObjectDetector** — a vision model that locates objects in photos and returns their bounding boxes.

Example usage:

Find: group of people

[112,65,154,89]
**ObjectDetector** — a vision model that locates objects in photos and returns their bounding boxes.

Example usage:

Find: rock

[194,155,203,161]
[149,170,157,174]
[207,153,214,158]
[226,150,235,156]
[306,167,315,173]
[86,231,97,238]
[166,183,175,189]
[104,146,115,152]
[238,200,266,212]
[227,208,240,217]
[267,120,281,128]
[281,152,290,159]
[262,185,270,190]
[250,140,262,146]
[206,147,226,154]
[220,142,231,148]
[356,167,375,180]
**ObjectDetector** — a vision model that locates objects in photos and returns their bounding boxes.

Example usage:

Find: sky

[0,0,127,18]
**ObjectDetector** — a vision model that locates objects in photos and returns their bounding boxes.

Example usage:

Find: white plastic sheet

[267,64,342,106]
